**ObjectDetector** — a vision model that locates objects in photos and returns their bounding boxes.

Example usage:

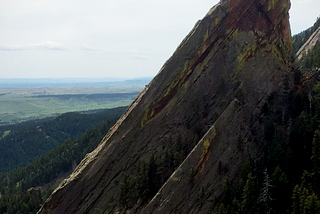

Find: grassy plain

[0,86,142,125]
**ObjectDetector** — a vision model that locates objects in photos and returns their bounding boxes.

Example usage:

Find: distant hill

[0,77,152,88]
[0,106,127,174]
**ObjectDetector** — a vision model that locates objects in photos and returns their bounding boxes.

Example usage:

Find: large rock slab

[38,0,292,213]
[296,26,320,60]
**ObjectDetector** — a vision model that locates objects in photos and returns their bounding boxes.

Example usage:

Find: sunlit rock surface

[296,25,320,60]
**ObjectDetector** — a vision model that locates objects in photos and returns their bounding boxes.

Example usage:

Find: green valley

[0,86,141,126]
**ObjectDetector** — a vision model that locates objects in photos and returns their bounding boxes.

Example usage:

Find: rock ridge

[296,25,320,60]
[38,0,292,213]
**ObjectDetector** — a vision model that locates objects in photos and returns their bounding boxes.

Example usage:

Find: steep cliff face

[39,0,292,213]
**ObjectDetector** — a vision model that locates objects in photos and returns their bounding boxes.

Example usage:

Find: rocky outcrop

[296,25,320,60]
[38,0,292,213]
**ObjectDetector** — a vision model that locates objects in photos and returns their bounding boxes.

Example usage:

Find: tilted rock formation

[296,25,320,60]
[38,0,292,213]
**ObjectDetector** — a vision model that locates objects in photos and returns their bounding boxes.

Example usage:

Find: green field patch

[0,86,143,125]
[30,92,139,101]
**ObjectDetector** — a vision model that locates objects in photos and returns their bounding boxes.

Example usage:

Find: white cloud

[0,41,67,51]
[31,41,67,50]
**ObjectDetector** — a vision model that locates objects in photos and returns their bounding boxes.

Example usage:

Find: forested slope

[0,107,125,213]
[298,42,320,72]
[213,66,320,213]
[0,107,127,174]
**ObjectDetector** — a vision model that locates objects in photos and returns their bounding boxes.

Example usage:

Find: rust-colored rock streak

[38,0,292,213]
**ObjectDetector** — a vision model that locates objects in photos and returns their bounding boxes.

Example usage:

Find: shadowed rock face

[38,0,291,213]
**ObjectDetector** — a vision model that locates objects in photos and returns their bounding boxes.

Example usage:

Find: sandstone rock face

[38,0,291,213]
[296,25,320,60]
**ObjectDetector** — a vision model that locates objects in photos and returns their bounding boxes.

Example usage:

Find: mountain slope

[0,107,125,214]
[39,0,292,213]
[292,17,320,54]
[296,25,320,60]
[294,23,320,71]
[0,107,127,174]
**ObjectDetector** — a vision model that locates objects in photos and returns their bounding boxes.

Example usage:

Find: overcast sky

[1,0,319,79]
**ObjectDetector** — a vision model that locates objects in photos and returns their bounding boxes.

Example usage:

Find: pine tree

[303,193,320,214]
[215,203,228,214]
[221,177,232,205]
[292,185,301,214]
[241,172,257,214]
[258,168,273,214]
[271,166,289,212]
[312,129,320,187]
[119,175,134,208]
[147,154,158,198]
